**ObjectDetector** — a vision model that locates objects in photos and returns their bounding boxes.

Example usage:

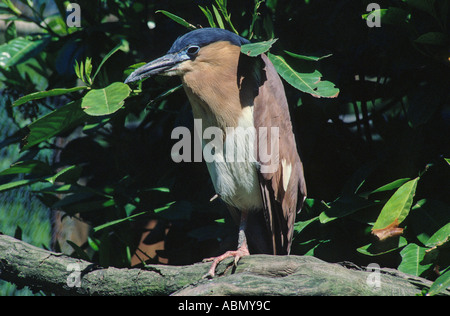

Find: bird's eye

[186,45,200,56]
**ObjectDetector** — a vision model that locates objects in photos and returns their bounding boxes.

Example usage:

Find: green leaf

[428,270,450,296]
[46,165,82,185]
[88,236,100,252]
[410,199,450,246]
[3,0,22,15]
[154,201,177,214]
[372,177,419,230]
[82,82,131,116]
[241,39,278,57]
[368,7,411,26]
[22,100,87,150]
[0,36,51,68]
[268,53,339,98]
[13,86,88,107]
[5,21,17,42]
[370,178,411,195]
[425,222,450,249]
[398,243,433,276]
[93,211,147,233]
[0,178,40,192]
[212,5,225,29]
[156,10,197,30]
[319,196,378,224]
[284,51,333,62]
[294,216,319,234]
[199,6,217,28]
[0,160,52,177]
[357,236,408,256]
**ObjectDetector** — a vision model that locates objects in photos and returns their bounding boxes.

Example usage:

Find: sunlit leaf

[428,270,450,296]
[410,199,450,246]
[94,211,147,232]
[268,53,339,98]
[425,222,450,249]
[398,243,433,276]
[3,0,22,15]
[156,10,197,30]
[0,36,51,68]
[241,39,278,57]
[199,6,217,28]
[82,82,131,116]
[0,179,40,192]
[212,5,225,29]
[372,177,419,232]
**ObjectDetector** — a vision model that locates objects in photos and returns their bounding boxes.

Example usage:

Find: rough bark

[0,234,446,296]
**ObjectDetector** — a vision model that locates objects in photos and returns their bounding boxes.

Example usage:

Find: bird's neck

[180,42,244,132]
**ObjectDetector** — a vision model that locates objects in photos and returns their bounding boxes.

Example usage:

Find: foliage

[0,0,449,295]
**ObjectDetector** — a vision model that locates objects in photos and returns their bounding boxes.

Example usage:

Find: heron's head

[125,28,249,84]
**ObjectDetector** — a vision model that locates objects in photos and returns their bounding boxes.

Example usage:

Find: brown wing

[239,53,307,255]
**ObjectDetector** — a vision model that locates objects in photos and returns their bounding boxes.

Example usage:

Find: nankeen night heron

[125,28,307,277]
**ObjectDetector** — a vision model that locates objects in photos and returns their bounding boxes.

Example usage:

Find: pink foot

[203,245,250,278]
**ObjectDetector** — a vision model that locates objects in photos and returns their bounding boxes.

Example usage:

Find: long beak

[125,52,189,84]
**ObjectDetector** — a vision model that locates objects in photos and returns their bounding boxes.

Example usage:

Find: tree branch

[0,234,446,296]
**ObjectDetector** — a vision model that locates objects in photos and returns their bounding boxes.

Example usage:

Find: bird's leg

[203,211,250,278]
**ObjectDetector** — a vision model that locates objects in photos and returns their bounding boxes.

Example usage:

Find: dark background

[0,0,449,295]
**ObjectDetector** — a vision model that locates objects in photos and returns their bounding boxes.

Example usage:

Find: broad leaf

[372,177,419,233]
[428,270,450,296]
[398,243,433,276]
[0,36,51,68]
[82,82,131,116]
[22,100,87,150]
[425,222,450,249]
[410,199,450,246]
[268,53,339,98]
[241,39,278,57]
